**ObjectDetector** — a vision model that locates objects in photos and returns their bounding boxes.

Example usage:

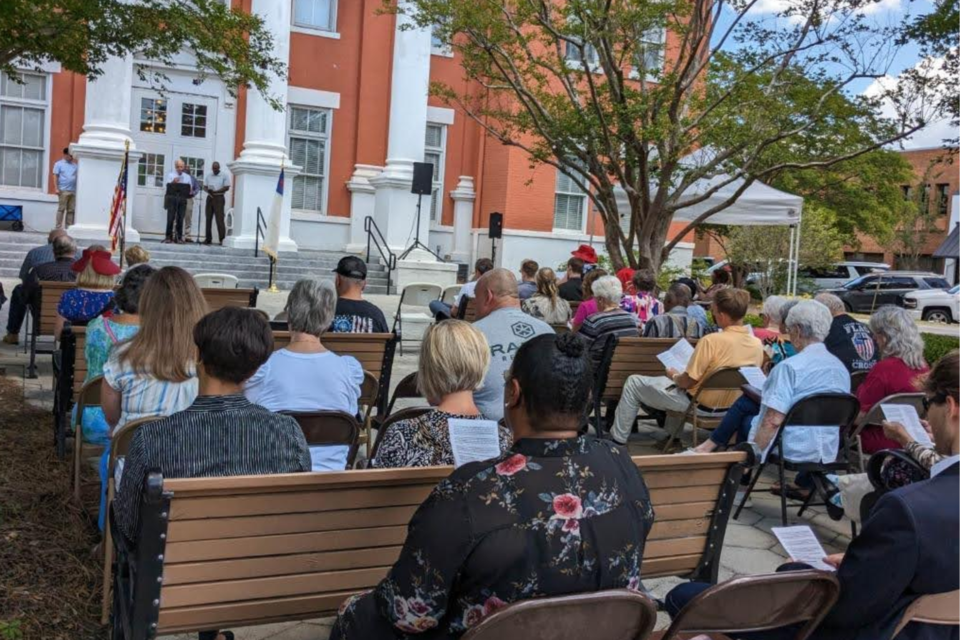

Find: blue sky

[714,0,956,148]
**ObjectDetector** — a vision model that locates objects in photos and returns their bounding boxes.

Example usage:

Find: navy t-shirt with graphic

[330,298,389,334]
[825,314,878,373]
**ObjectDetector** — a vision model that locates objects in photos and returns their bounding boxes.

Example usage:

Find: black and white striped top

[113,394,311,543]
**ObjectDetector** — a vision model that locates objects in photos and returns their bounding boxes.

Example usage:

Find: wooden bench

[110,449,751,638]
[26,280,76,377]
[591,337,696,434]
[201,287,258,312]
[457,296,478,322]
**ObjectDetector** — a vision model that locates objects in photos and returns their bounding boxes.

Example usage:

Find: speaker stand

[491,236,497,265]
[399,192,444,262]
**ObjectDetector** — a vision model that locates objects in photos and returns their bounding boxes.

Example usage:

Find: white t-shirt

[243,349,363,414]
[165,170,193,185]
[455,280,478,306]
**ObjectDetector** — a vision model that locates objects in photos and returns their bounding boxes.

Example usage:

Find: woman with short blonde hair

[55,245,120,338]
[371,320,511,468]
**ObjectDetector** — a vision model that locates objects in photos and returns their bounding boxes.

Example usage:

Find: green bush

[743,314,764,328]
[922,333,960,365]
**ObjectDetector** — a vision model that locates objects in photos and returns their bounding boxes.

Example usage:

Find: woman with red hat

[570,243,598,266]
[54,246,120,339]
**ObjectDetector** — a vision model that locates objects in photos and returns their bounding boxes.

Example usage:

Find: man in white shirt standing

[203,162,230,245]
[163,159,192,244]
[52,148,77,229]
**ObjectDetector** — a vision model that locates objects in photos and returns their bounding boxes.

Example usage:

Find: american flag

[108,147,129,251]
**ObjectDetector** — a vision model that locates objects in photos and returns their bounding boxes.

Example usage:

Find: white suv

[903,284,960,323]
[798,262,890,290]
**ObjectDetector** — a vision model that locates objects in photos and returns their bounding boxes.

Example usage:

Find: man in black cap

[329,256,388,333]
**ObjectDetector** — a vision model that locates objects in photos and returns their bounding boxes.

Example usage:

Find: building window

[901,185,912,200]
[288,105,330,212]
[181,103,207,138]
[182,156,205,184]
[137,153,165,187]
[0,72,46,189]
[565,39,599,67]
[425,123,446,221]
[293,0,337,32]
[920,183,930,210]
[936,183,949,215]
[554,168,587,232]
[139,97,167,134]
[636,28,665,76]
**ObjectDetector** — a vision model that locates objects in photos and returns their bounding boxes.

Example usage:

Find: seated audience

[55,246,119,339]
[77,264,156,447]
[577,275,640,370]
[521,267,572,324]
[746,300,850,506]
[22,234,78,305]
[666,349,959,640]
[331,333,655,639]
[517,259,538,300]
[686,299,800,454]
[815,292,878,373]
[753,295,785,342]
[879,419,944,490]
[100,266,206,530]
[123,245,150,268]
[371,320,511,468]
[642,282,706,339]
[620,268,661,330]
[471,269,553,422]
[558,256,585,302]
[570,268,608,332]
[429,257,495,320]
[571,243,599,271]
[3,229,77,345]
[855,305,929,453]
[616,267,637,295]
[698,268,732,301]
[329,256,388,333]
[611,288,762,445]
[245,279,362,414]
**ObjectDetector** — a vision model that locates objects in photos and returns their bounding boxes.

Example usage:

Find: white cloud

[863,55,958,149]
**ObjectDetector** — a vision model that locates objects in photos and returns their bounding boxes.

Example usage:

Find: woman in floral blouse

[332,333,655,639]
[371,320,511,468]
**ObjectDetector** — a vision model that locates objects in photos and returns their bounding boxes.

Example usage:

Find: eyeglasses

[922,393,948,413]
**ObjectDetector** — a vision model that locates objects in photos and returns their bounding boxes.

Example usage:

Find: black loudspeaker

[411,162,434,195]
[489,212,503,239]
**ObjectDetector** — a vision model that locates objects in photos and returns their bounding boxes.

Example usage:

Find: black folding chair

[734,393,860,526]
[283,411,361,469]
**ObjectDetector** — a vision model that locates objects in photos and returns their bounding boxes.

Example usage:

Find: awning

[933,224,959,259]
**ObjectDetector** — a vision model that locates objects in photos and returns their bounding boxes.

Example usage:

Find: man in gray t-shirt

[472,268,554,421]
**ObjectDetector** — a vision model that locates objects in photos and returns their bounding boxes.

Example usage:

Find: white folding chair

[193,273,239,289]
[392,282,442,355]
[441,284,462,305]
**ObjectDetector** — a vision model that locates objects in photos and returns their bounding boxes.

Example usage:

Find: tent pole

[793,210,803,296]
[786,225,795,296]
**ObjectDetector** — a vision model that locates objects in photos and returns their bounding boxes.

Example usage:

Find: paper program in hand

[657,339,695,373]
[772,526,835,572]
[739,366,767,389]
[881,404,933,446]
[448,419,502,468]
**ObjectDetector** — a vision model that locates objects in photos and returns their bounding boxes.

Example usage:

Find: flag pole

[118,139,130,270]
[268,159,282,293]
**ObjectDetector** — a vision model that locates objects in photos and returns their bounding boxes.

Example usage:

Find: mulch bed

[0,376,105,639]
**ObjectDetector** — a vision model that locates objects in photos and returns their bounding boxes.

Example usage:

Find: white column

[370,0,433,257]
[449,176,476,263]
[345,164,383,255]
[226,0,299,252]
[70,53,141,243]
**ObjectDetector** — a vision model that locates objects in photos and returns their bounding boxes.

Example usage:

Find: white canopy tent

[615,167,806,295]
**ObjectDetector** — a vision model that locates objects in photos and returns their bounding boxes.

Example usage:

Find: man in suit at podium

[163,159,192,244]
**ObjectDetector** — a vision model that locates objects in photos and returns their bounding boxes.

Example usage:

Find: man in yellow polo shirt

[610,288,763,445]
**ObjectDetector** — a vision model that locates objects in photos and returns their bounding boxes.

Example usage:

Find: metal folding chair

[848,392,925,472]
[663,367,748,451]
[392,282,442,355]
[284,410,361,468]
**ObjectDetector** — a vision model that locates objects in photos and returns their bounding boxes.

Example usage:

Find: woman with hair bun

[331,332,655,640]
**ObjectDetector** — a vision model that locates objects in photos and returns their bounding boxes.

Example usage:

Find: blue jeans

[664,563,812,639]
[429,300,452,320]
[710,395,761,447]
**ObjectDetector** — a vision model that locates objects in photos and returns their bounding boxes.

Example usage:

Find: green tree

[891,164,946,269]
[402,0,945,272]
[0,0,285,107]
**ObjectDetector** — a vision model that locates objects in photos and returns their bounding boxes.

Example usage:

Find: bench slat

[653,502,717,522]
[643,536,708,559]
[641,553,703,578]
[158,590,357,632]
[165,525,409,563]
[641,467,726,489]
[649,485,721,506]
[647,518,710,541]
[167,505,419,542]
[163,546,404,586]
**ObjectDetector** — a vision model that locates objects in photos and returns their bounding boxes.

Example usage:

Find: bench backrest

[121,450,748,636]
[201,287,257,312]
[37,280,76,335]
[460,297,477,322]
[597,337,693,402]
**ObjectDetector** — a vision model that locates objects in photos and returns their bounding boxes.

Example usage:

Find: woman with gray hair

[577,275,641,370]
[245,278,363,415]
[855,304,929,453]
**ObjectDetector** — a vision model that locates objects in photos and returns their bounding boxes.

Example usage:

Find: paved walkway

[0,279,853,640]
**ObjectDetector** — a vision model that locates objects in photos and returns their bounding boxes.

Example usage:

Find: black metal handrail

[364,216,397,293]
[255,206,267,258]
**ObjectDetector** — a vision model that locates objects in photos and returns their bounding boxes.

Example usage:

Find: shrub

[922,333,960,365]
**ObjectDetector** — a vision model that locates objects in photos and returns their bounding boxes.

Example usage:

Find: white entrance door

[130,90,219,236]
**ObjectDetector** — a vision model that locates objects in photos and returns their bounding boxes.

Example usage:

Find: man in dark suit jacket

[558,257,585,302]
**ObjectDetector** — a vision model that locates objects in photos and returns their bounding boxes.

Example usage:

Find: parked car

[798,262,890,290]
[822,271,952,314]
[903,284,960,323]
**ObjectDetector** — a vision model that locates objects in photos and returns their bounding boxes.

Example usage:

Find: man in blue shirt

[52,148,77,229]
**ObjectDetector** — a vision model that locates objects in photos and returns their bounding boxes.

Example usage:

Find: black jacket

[817,461,959,640]
[558,277,583,302]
